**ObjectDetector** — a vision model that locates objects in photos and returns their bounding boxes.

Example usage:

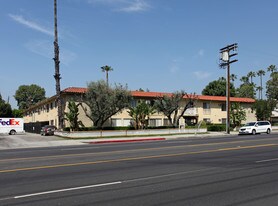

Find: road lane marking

[13,181,122,199]
[0,138,276,163]
[0,143,276,173]
[256,158,278,163]
[2,169,213,200]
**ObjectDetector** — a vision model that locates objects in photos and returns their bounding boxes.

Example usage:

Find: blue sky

[1,0,278,108]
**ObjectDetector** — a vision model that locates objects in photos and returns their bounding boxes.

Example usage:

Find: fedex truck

[0,118,25,135]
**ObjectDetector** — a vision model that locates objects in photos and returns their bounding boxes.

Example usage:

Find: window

[130,100,137,108]
[149,119,162,127]
[203,118,211,123]
[111,119,121,127]
[123,119,132,126]
[203,102,210,109]
[203,102,211,115]
[163,118,171,126]
[221,118,226,124]
[221,103,226,111]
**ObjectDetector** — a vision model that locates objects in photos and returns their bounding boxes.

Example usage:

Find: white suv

[239,121,272,135]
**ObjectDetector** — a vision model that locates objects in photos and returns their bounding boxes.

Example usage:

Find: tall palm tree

[247,71,256,84]
[101,65,113,85]
[256,69,265,100]
[53,0,63,129]
[267,65,277,74]
[256,86,263,100]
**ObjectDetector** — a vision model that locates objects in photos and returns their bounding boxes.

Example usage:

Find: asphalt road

[0,133,278,205]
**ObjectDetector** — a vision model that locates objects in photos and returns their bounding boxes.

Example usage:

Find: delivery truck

[0,118,25,135]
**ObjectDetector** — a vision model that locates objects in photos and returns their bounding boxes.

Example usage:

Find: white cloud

[193,71,211,80]
[88,0,150,12]
[118,0,150,12]
[9,14,53,36]
[24,40,77,66]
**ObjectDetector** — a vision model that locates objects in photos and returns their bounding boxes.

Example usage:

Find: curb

[88,137,166,144]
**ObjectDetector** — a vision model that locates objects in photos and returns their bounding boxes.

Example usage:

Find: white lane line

[256,158,278,163]
[10,168,212,200]
[14,181,122,199]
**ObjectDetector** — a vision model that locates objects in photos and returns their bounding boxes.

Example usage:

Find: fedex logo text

[0,119,20,126]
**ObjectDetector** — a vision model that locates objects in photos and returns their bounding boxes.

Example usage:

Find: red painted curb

[89,138,166,144]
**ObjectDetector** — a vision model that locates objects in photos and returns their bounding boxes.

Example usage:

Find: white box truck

[0,118,25,135]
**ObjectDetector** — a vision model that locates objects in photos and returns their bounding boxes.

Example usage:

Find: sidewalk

[0,130,277,150]
[0,131,231,150]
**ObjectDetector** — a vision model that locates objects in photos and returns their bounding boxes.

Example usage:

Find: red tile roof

[62,87,87,94]
[61,87,255,103]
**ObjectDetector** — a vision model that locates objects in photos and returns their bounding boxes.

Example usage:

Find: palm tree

[101,65,113,85]
[230,74,237,82]
[53,0,63,129]
[256,86,263,100]
[256,69,265,100]
[247,71,256,84]
[267,65,277,74]
[240,76,249,84]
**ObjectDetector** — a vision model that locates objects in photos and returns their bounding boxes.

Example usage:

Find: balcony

[183,108,198,116]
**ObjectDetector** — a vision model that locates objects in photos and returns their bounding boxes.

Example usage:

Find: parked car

[40,125,57,136]
[238,121,272,135]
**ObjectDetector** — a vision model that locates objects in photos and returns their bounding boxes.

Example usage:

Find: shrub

[207,124,226,131]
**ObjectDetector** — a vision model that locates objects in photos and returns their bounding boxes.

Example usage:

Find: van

[238,121,272,135]
[0,118,25,135]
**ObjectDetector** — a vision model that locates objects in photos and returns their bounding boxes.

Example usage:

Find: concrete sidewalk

[0,130,277,150]
[0,131,226,150]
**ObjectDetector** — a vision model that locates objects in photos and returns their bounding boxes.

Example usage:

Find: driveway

[0,133,84,149]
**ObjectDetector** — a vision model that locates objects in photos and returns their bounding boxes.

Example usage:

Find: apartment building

[23,87,256,128]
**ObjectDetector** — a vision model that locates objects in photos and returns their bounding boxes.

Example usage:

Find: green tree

[14,84,46,110]
[267,65,277,74]
[81,80,132,128]
[240,76,249,84]
[266,71,278,101]
[236,75,256,98]
[12,109,23,118]
[236,84,256,98]
[0,94,13,117]
[154,91,196,127]
[253,99,275,121]
[202,77,236,97]
[230,102,246,129]
[128,100,156,129]
[101,65,113,85]
[64,101,84,131]
[256,69,265,100]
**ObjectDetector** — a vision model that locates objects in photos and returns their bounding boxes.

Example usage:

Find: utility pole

[53,0,64,129]
[219,43,238,134]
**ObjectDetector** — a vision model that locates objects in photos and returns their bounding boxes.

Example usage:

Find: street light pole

[220,43,238,134]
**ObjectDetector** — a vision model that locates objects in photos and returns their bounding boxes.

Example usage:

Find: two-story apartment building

[23,87,256,129]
